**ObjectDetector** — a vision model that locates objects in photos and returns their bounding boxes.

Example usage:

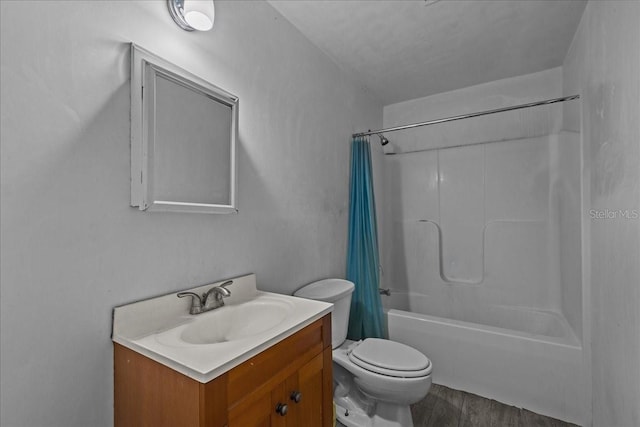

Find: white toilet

[294,279,432,427]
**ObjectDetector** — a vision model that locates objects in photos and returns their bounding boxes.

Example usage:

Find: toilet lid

[348,338,432,378]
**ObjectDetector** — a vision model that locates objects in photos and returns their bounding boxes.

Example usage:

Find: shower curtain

[346,137,385,340]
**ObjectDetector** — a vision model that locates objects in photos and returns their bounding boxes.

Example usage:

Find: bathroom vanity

[112,274,333,426]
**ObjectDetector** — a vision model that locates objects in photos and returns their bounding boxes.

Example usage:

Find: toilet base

[335,400,414,427]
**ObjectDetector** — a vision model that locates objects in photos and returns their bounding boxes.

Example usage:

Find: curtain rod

[352,94,580,139]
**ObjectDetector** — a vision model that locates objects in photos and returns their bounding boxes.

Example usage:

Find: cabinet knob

[290,391,302,403]
[275,403,288,416]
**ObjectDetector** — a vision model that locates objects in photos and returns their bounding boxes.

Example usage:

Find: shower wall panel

[438,146,485,283]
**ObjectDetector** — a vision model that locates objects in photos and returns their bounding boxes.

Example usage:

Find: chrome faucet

[177,280,233,314]
[203,283,231,310]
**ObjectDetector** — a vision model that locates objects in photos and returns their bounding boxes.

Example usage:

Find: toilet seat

[348,338,432,378]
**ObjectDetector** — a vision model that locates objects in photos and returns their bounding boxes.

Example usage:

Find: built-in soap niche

[130,43,238,214]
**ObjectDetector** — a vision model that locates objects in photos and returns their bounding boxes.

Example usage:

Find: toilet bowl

[294,279,432,427]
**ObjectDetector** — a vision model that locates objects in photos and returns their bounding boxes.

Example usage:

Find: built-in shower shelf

[415,218,546,285]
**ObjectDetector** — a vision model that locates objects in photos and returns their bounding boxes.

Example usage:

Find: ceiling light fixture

[167,0,215,32]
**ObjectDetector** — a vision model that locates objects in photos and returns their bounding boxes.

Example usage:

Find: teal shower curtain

[346,137,385,340]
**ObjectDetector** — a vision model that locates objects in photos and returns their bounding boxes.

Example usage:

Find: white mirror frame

[130,43,238,214]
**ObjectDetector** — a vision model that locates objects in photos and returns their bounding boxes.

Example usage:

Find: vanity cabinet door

[305,348,335,427]
[271,350,331,427]
[226,316,332,427]
[293,352,325,427]
[228,367,317,427]
[227,390,271,427]
[270,378,295,427]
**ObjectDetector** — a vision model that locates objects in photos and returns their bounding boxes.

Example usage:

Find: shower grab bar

[352,94,580,139]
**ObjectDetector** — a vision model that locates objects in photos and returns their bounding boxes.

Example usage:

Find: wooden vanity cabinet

[114,315,332,427]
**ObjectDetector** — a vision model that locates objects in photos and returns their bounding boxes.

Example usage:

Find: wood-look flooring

[411,384,580,427]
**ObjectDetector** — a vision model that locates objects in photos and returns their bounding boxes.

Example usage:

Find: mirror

[130,44,238,214]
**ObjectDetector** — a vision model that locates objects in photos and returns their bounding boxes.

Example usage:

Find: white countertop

[112,274,332,383]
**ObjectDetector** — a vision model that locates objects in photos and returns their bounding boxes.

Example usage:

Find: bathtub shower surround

[383,130,581,310]
[379,69,586,425]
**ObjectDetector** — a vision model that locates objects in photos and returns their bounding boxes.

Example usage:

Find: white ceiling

[268,0,587,105]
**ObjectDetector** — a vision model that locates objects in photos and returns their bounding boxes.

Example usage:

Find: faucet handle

[210,280,232,298]
[177,292,203,315]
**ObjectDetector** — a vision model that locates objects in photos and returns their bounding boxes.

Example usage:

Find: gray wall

[0,1,382,426]
[564,1,640,425]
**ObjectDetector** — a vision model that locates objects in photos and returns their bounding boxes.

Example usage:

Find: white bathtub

[386,292,588,425]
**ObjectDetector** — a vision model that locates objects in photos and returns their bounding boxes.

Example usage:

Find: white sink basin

[180,299,294,344]
[112,274,332,383]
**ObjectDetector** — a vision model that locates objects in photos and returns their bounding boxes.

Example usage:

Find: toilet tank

[294,279,355,349]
